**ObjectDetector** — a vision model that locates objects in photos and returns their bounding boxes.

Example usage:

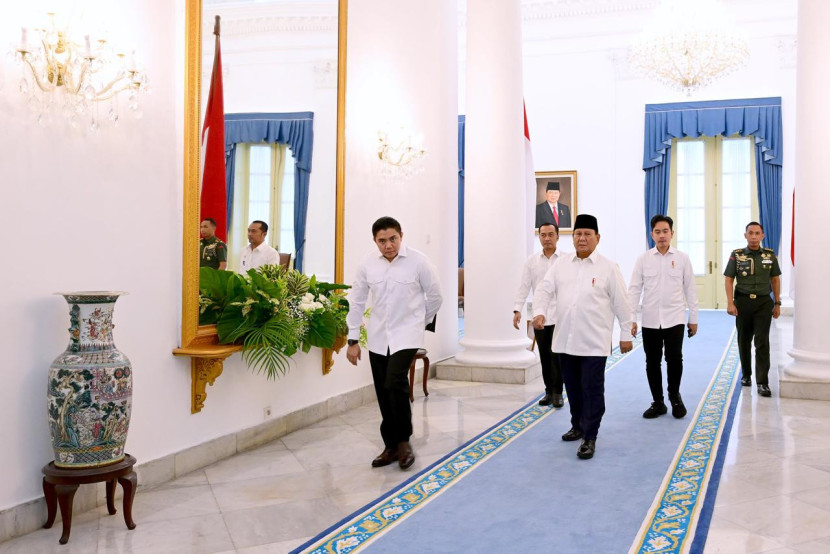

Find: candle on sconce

[84,35,92,57]
[21,27,28,50]
[127,50,137,72]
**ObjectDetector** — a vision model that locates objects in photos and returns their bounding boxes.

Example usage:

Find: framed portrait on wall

[534,170,577,233]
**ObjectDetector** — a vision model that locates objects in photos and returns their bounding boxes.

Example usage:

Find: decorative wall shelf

[172,340,242,413]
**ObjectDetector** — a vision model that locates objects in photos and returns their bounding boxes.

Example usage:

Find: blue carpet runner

[296,311,738,553]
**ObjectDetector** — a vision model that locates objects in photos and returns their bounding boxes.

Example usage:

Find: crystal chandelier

[12,12,150,130]
[628,0,749,96]
[377,126,427,182]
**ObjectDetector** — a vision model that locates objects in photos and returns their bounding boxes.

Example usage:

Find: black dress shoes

[643,401,668,419]
[757,384,772,397]
[741,376,752,386]
[538,393,554,406]
[669,394,687,419]
[552,393,564,408]
[577,439,596,459]
[561,427,583,441]
[371,448,397,468]
[397,441,415,470]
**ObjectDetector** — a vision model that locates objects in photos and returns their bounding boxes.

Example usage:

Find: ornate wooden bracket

[173,344,242,413]
[322,335,348,375]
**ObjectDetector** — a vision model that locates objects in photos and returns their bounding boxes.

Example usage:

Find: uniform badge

[742,271,747,276]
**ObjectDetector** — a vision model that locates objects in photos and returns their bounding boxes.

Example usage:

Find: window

[227,143,296,271]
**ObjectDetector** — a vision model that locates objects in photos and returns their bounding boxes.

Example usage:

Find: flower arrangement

[198,265,350,380]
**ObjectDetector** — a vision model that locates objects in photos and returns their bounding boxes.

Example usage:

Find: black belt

[734,290,769,299]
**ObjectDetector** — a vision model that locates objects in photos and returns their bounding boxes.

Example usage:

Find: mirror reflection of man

[531,214,634,460]
[199,218,227,270]
[512,223,567,408]
[535,181,572,229]
[238,220,280,273]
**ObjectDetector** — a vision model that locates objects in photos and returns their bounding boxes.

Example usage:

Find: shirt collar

[651,246,676,256]
[568,250,597,263]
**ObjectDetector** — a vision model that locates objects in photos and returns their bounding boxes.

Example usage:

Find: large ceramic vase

[48,292,132,468]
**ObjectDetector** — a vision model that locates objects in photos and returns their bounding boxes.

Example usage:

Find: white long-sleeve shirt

[512,249,567,324]
[628,246,699,329]
[346,244,443,355]
[532,250,634,357]
[239,242,280,273]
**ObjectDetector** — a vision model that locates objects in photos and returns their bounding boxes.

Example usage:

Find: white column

[453,0,536,369]
[780,0,830,399]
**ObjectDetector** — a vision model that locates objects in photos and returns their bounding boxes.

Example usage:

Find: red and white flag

[201,16,227,242]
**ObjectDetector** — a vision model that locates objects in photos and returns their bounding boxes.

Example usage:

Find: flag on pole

[201,15,227,242]
[789,189,795,300]
[524,101,536,254]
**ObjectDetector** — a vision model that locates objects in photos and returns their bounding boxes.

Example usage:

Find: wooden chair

[458,268,464,317]
[408,349,429,402]
[279,252,292,270]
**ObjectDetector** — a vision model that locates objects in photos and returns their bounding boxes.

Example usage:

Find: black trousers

[369,348,418,449]
[559,354,607,440]
[534,325,563,394]
[642,324,685,402]
[734,294,773,385]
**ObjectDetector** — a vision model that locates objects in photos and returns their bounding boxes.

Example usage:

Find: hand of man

[631,322,638,336]
[531,315,546,330]
[346,343,361,365]
[772,305,781,319]
[687,323,698,337]
[726,302,738,316]
[512,311,522,330]
[620,340,633,354]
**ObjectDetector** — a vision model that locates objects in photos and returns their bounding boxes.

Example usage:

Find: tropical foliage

[198,265,350,380]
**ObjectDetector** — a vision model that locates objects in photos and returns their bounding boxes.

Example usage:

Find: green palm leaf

[241,318,300,380]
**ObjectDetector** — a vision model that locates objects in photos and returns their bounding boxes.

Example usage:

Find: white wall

[517,1,797,289]
[0,0,370,513]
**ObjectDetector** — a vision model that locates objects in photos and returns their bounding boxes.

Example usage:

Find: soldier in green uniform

[724,221,781,397]
[199,218,227,270]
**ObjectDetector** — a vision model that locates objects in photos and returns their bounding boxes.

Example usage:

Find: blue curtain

[458,115,466,268]
[224,112,314,272]
[642,97,783,252]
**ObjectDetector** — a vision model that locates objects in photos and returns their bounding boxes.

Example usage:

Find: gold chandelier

[13,12,149,130]
[629,0,749,96]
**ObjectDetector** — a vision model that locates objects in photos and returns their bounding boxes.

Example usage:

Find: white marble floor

[2,315,829,553]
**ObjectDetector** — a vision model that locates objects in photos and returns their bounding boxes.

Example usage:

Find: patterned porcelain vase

[48,292,132,468]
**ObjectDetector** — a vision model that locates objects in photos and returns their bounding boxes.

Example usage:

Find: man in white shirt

[629,215,699,420]
[346,217,443,471]
[532,214,634,460]
[238,220,280,273]
[512,222,567,407]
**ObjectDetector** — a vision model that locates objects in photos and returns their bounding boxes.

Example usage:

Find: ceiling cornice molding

[203,1,337,36]
[521,0,659,21]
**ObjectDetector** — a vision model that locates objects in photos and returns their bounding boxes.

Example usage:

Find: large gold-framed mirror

[179,0,346,351]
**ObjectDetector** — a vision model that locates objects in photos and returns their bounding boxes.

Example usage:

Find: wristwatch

[774,300,782,306]
[347,339,359,346]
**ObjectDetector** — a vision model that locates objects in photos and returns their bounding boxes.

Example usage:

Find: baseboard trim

[0,383,376,544]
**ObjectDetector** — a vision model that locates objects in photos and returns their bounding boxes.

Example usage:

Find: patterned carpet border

[630,328,740,554]
[296,336,643,554]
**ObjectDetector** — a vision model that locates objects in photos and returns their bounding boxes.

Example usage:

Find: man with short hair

[535,181,572,229]
[512,222,567,407]
[628,215,698,419]
[532,214,634,460]
[346,216,443,470]
[200,218,227,270]
[238,220,280,273]
[724,221,781,397]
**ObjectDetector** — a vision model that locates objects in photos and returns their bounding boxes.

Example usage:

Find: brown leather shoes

[371,448,397,468]
[397,441,415,470]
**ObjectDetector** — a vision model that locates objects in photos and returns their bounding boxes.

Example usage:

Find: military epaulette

[733,248,743,253]
[763,248,775,253]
